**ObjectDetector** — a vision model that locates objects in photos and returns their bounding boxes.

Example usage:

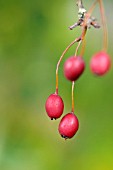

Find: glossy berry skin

[45,93,64,120]
[64,56,85,81]
[90,51,111,76]
[58,113,79,139]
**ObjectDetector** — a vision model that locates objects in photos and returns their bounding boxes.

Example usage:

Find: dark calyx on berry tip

[61,134,69,140]
[64,56,85,81]
[58,112,79,139]
[45,93,64,120]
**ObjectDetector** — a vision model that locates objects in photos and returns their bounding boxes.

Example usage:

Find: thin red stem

[75,40,82,56]
[55,37,82,94]
[98,0,108,51]
[80,37,86,57]
[72,81,75,113]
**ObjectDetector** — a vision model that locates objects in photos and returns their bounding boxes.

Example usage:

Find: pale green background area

[0,0,113,170]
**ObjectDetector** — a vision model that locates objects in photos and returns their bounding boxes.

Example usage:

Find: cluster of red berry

[45,0,111,140]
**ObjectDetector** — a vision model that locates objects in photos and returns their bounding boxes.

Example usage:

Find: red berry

[90,51,111,76]
[45,93,64,120]
[58,113,79,139]
[64,56,85,81]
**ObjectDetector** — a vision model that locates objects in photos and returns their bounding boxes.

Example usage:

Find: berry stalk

[80,37,86,57]
[55,38,78,94]
[98,0,108,51]
[72,81,75,113]
[75,40,82,56]
[88,0,98,15]
[55,35,85,94]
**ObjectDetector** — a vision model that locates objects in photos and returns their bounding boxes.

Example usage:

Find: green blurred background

[0,0,113,169]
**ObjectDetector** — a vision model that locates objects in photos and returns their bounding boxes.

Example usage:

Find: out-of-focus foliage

[0,0,113,169]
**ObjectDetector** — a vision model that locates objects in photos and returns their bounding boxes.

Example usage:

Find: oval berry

[45,93,64,120]
[90,51,111,76]
[64,56,85,81]
[58,113,79,139]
